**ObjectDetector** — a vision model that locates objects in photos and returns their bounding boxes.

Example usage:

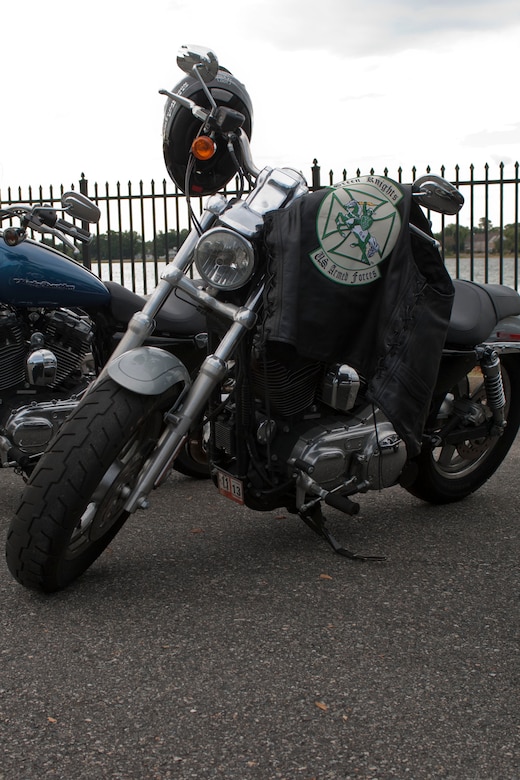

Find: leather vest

[261,177,454,456]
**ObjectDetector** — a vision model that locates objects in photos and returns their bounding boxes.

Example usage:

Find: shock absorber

[478,346,506,433]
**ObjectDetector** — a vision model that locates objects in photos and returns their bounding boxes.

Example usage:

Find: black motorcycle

[7,45,520,591]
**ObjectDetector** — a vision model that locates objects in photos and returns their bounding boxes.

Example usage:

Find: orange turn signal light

[191,136,216,161]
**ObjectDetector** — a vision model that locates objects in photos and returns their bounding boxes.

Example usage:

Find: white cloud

[464,123,520,148]
[230,0,520,55]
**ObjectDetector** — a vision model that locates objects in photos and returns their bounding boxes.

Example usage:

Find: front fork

[86,194,230,510]
[121,289,263,513]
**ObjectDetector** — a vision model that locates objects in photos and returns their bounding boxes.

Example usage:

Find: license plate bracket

[216,468,245,505]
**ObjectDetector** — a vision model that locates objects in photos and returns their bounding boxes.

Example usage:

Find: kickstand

[299,503,385,562]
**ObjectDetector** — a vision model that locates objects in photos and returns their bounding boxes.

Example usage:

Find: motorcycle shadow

[1,458,513,603]
[38,464,514,602]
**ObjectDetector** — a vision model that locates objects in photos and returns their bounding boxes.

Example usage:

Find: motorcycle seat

[104,280,207,336]
[446,279,520,346]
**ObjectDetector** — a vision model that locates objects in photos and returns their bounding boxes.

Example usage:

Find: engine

[281,412,407,494]
[0,306,93,392]
[0,306,94,466]
[212,354,408,512]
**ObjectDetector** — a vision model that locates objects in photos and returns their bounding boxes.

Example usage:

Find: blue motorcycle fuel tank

[0,236,110,308]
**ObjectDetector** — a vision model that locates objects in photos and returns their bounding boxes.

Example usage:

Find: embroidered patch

[310,175,403,286]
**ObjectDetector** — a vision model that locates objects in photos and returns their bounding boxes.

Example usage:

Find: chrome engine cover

[286,408,407,493]
[2,396,80,457]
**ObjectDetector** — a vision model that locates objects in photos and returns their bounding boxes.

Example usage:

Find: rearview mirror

[412,175,464,215]
[177,45,219,83]
[61,192,101,224]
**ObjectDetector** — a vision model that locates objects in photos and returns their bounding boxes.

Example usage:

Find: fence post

[79,173,91,269]
[311,159,321,190]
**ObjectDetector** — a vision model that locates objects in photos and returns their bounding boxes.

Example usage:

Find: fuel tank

[0,236,110,308]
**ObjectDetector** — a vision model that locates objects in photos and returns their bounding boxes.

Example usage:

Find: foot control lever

[324,492,360,515]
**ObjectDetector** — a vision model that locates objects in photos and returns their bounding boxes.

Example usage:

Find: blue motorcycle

[0,193,208,476]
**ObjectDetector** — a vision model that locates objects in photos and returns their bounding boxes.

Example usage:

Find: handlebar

[0,194,99,252]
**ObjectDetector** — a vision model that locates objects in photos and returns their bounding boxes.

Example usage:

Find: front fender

[107,346,191,395]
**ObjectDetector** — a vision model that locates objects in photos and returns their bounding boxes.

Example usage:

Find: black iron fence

[1,161,519,294]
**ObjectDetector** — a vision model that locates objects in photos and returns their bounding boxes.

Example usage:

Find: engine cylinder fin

[252,356,322,416]
[0,307,93,391]
[0,313,25,390]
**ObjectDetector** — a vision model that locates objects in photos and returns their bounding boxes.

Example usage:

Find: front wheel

[405,356,520,504]
[6,377,178,592]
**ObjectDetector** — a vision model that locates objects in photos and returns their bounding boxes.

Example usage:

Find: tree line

[43,227,190,261]
[87,228,190,261]
[434,219,519,255]
[47,221,519,261]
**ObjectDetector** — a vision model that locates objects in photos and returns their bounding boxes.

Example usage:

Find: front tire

[6,377,177,592]
[406,356,520,503]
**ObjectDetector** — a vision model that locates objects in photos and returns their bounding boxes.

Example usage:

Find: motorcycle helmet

[162,68,253,196]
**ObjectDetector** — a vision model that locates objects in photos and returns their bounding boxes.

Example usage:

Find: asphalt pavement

[1,442,519,779]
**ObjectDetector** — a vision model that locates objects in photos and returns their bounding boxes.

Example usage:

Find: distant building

[464,229,501,253]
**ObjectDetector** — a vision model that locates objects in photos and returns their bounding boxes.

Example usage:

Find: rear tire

[406,356,520,503]
[6,377,177,592]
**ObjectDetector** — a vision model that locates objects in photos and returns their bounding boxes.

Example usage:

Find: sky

[2,0,520,197]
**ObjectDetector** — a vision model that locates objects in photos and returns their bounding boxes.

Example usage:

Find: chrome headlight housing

[194,227,255,290]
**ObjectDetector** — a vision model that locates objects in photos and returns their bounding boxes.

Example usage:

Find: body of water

[445,255,519,290]
[94,256,520,297]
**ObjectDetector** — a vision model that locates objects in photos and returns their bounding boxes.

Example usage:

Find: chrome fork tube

[123,286,263,512]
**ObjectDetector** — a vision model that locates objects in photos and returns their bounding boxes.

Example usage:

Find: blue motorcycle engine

[0,306,95,464]
[0,306,93,391]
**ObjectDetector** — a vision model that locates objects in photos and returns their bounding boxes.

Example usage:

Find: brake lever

[159,89,210,123]
[42,225,80,255]
[55,218,93,244]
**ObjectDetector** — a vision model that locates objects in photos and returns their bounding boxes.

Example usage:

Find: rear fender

[487,315,520,347]
[107,346,191,395]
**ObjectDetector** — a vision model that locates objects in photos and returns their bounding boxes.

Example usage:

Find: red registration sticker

[216,469,244,505]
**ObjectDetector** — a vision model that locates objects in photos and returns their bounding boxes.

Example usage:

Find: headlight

[194,228,255,290]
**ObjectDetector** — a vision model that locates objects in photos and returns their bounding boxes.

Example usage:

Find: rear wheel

[406,356,520,503]
[6,377,178,592]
